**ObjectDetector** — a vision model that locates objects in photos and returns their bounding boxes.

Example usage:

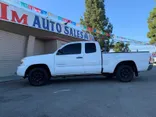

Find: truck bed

[102,52,150,73]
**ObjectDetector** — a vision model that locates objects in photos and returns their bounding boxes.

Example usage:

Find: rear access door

[83,42,102,74]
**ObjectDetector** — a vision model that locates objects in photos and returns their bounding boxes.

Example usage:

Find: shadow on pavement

[48,76,118,84]
[0,74,155,88]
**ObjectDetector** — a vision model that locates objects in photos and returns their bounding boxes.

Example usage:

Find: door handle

[76,57,83,59]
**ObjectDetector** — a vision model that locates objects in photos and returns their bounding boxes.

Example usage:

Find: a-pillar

[26,35,35,56]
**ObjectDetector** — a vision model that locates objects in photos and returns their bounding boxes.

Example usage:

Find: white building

[0,1,94,77]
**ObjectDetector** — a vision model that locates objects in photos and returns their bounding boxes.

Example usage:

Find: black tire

[28,67,49,86]
[116,65,134,82]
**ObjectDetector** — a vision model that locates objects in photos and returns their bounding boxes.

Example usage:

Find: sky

[20,0,156,51]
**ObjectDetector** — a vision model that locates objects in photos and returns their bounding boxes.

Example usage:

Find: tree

[100,39,114,52]
[80,0,113,51]
[123,43,130,52]
[113,42,130,52]
[147,7,156,45]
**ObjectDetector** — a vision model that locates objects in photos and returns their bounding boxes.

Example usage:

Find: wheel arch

[114,60,138,76]
[24,64,51,78]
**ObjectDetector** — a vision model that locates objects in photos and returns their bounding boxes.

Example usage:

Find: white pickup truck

[17,41,153,86]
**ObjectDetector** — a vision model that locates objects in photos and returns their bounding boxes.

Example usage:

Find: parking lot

[0,67,156,117]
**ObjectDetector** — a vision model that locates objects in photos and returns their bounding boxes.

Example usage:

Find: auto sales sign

[0,1,94,41]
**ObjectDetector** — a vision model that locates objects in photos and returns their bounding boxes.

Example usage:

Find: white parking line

[53,89,71,94]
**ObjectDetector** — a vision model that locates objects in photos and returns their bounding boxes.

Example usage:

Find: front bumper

[16,65,28,77]
[147,64,153,71]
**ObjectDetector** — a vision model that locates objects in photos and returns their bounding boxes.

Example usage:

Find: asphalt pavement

[0,67,156,117]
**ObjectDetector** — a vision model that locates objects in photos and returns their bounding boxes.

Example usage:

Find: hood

[22,54,54,66]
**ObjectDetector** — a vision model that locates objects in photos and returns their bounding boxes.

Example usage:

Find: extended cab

[17,41,153,86]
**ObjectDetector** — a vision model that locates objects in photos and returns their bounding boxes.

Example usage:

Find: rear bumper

[154,58,156,63]
[147,64,153,71]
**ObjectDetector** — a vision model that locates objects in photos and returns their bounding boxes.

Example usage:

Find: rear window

[85,43,96,53]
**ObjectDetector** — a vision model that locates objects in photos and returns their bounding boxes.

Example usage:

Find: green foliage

[80,0,113,51]
[113,42,124,52]
[147,7,156,44]
[113,42,130,52]
[98,39,115,52]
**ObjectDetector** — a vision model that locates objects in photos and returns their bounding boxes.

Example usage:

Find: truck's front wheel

[28,68,49,86]
[116,65,134,82]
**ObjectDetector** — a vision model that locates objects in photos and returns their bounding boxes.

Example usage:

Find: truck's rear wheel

[28,68,49,86]
[116,65,134,82]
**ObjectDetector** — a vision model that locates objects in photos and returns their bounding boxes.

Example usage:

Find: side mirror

[57,49,63,55]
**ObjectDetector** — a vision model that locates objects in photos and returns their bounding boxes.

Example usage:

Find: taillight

[149,56,153,64]
[152,53,156,57]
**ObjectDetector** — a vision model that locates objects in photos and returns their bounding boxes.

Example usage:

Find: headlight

[21,59,24,64]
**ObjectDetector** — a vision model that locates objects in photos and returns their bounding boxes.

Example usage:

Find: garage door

[0,30,27,77]
[34,39,45,55]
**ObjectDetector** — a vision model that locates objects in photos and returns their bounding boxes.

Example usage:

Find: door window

[85,43,96,53]
[57,43,81,55]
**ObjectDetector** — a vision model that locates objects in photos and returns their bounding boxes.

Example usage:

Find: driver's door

[54,43,84,75]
